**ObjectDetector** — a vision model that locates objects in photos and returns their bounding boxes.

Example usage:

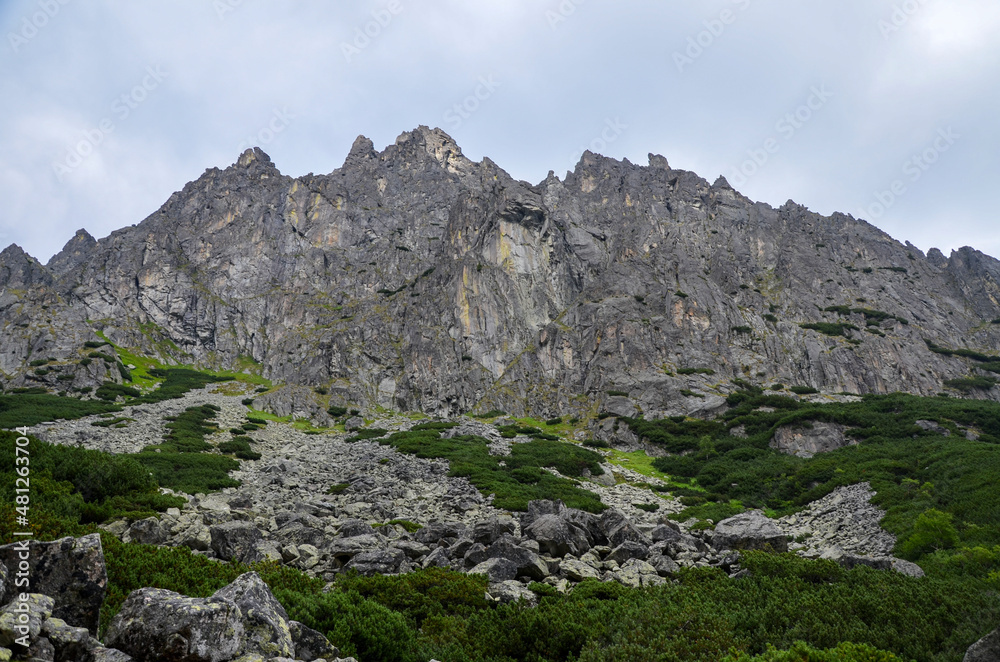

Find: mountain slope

[2,126,1000,417]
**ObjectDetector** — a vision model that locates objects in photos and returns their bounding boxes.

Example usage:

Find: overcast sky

[2,0,999,263]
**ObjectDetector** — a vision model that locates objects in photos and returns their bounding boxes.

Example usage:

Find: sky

[1,0,999,264]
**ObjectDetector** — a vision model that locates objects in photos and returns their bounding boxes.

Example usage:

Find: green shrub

[29,359,50,367]
[327,483,351,495]
[328,405,348,417]
[546,417,563,426]
[95,382,141,401]
[790,386,819,395]
[606,390,629,397]
[677,367,716,375]
[346,428,389,442]
[732,325,753,334]
[799,322,859,338]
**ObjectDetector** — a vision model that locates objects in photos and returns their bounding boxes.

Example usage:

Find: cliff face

[3,126,1000,417]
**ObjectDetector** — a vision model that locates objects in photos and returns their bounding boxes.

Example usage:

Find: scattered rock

[712,511,789,553]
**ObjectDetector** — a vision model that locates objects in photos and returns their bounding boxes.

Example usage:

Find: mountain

[2,126,1000,417]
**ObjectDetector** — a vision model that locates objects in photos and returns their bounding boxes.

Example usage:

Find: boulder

[289,620,339,662]
[471,517,516,546]
[559,558,601,582]
[463,543,489,568]
[210,521,264,563]
[488,581,538,607]
[103,588,244,662]
[414,522,467,545]
[523,515,591,557]
[41,616,91,662]
[0,534,107,634]
[211,572,293,659]
[599,509,648,547]
[345,549,406,575]
[606,541,650,566]
[123,517,167,545]
[712,511,789,552]
[468,558,519,583]
[647,554,680,577]
[337,519,376,538]
[891,558,925,578]
[88,648,135,661]
[965,627,1000,662]
[0,594,54,648]
[613,559,664,588]
[770,422,854,458]
[486,537,549,581]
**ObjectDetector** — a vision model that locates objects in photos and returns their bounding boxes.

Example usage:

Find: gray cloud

[1,0,998,262]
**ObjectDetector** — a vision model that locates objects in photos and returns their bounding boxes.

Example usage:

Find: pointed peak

[235,147,277,170]
[648,153,670,169]
[712,175,733,190]
[392,126,474,176]
[0,243,30,260]
[343,135,377,168]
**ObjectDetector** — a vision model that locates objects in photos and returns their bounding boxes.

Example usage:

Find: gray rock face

[211,572,293,659]
[289,620,340,662]
[712,511,789,553]
[0,534,107,635]
[523,514,591,558]
[965,627,1000,662]
[770,422,855,458]
[3,127,1000,412]
[210,521,263,563]
[103,587,245,662]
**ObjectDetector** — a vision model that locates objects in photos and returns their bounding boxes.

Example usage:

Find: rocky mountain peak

[46,228,98,278]
[0,243,51,289]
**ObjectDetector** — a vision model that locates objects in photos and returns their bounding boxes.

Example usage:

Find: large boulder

[345,549,406,575]
[770,422,855,458]
[486,537,549,581]
[0,534,107,634]
[965,627,1000,662]
[599,509,648,547]
[103,588,244,662]
[0,594,54,649]
[523,514,591,557]
[210,521,264,563]
[468,558,519,583]
[211,572,293,659]
[289,620,340,662]
[712,511,789,552]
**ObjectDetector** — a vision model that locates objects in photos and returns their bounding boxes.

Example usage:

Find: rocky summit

[3,128,1000,661]
[2,126,1000,416]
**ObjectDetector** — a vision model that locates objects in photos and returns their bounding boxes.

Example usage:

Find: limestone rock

[965,627,1000,662]
[103,587,244,662]
[210,521,264,563]
[0,534,107,634]
[770,422,855,458]
[211,572,294,659]
[712,511,789,553]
